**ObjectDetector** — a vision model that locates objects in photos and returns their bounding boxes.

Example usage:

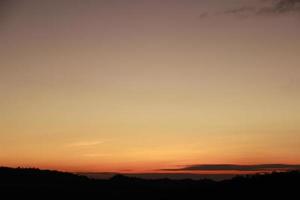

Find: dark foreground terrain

[0,167,299,199]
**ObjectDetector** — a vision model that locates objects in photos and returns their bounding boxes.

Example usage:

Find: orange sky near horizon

[0,0,300,173]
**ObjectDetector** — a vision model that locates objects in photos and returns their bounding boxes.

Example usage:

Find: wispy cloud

[82,153,112,158]
[258,0,300,15]
[161,164,300,172]
[222,0,300,17]
[67,141,105,147]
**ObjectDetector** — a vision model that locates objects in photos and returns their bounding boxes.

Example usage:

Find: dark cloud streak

[258,0,300,15]
[162,164,300,172]
[222,0,300,17]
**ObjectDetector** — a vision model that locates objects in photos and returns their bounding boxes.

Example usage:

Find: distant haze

[78,172,237,181]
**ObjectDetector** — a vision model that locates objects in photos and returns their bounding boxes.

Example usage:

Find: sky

[0,0,300,173]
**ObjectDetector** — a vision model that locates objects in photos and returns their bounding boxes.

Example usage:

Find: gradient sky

[0,0,300,173]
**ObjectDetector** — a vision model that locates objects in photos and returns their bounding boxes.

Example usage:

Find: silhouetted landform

[1,167,299,199]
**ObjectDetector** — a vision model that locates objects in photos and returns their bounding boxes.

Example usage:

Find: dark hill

[1,167,299,199]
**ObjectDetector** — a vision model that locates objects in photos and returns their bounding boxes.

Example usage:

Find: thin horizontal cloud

[161,164,300,172]
[82,153,112,157]
[67,141,105,147]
